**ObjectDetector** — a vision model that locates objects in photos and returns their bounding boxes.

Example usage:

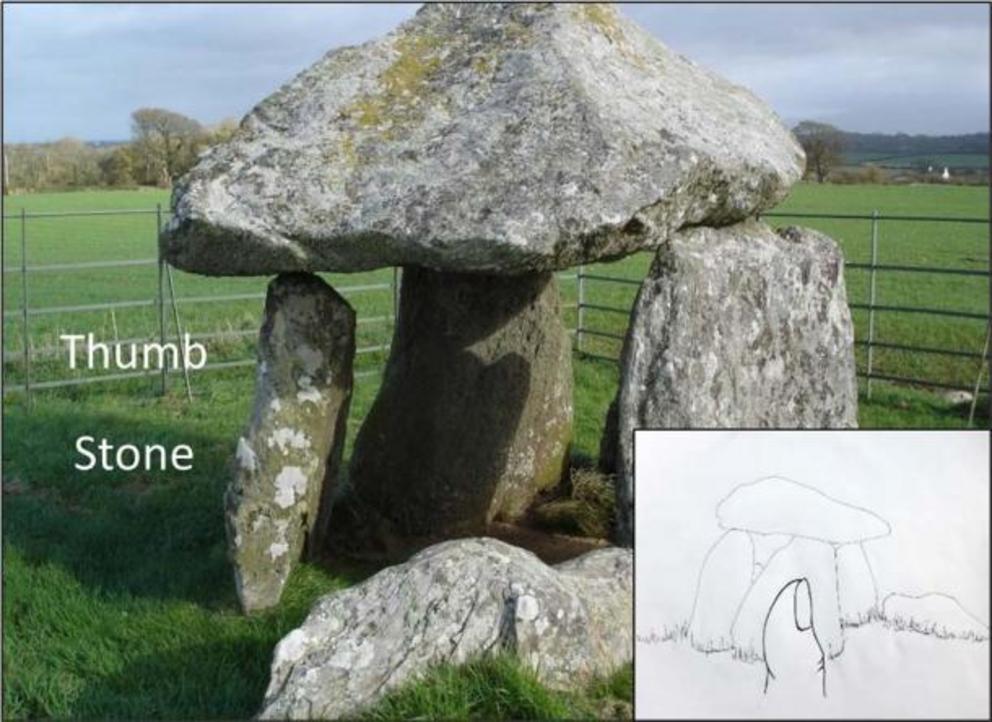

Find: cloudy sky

[3,2,989,143]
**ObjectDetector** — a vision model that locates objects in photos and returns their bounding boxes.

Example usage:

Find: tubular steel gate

[572,210,990,413]
[2,206,990,417]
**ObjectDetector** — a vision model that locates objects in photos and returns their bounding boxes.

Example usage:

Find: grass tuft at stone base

[362,654,632,721]
[531,466,616,539]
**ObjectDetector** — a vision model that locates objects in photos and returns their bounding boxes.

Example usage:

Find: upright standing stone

[607,221,858,545]
[226,273,355,612]
[346,268,573,541]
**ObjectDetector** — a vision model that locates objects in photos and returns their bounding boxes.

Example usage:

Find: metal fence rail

[574,209,990,398]
[2,206,990,403]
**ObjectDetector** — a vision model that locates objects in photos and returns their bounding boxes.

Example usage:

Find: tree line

[793,121,989,184]
[2,108,238,193]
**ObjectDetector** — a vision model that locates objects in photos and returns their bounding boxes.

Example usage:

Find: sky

[3,2,989,143]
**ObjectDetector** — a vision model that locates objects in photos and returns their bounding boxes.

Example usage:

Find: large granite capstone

[161,2,802,276]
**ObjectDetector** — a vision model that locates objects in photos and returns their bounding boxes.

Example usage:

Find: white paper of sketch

[635,431,990,719]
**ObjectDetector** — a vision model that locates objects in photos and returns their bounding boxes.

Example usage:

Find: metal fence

[2,206,990,409]
[1,205,402,402]
[575,210,990,402]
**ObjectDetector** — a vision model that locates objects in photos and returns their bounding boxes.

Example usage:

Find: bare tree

[793,121,845,183]
[131,108,203,186]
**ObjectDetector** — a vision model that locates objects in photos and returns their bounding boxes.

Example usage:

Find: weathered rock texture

[345,268,572,541]
[225,273,355,613]
[257,538,632,720]
[162,2,802,276]
[607,222,858,544]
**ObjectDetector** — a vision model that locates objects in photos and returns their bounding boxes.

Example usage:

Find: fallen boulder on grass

[256,537,632,720]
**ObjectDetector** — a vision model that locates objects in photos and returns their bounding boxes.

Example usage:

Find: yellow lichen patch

[343,32,444,136]
[574,3,648,70]
[380,33,442,98]
[471,55,493,77]
[323,134,359,172]
[577,3,625,45]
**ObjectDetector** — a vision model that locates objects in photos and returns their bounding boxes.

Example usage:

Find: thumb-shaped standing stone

[225,272,355,613]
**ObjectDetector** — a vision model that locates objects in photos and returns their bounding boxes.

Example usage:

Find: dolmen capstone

[161,1,856,615]
[257,538,632,720]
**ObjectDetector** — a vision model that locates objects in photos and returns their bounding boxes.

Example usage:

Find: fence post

[576,264,586,354]
[865,210,879,399]
[392,266,401,324]
[165,263,194,402]
[20,208,31,408]
[967,322,990,428]
[156,204,167,395]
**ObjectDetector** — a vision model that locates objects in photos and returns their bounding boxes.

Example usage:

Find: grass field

[2,183,989,403]
[1,183,989,719]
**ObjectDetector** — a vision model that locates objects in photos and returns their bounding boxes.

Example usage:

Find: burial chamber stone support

[225,273,355,613]
[602,221,859,547]
[343,266,573,544]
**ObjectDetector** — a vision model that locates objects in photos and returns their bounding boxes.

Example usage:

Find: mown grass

[1,364,633,720]
[1,182,988,719]
[363,655,632,721]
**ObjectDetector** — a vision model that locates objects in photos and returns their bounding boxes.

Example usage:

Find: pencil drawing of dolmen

[160,2,856,614]
[688,476,891,660]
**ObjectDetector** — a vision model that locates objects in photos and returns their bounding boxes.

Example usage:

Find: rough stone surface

[162,2,802,276]
[344,268,572,542]
[225,273,355,613]
[607,221,858,544]
[257,538,632,720]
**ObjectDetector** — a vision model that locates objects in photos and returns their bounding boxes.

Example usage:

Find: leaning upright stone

[226,273,355,613]
[607,221,858,545]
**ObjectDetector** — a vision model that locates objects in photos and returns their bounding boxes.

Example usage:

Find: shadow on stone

[336,267,573,552]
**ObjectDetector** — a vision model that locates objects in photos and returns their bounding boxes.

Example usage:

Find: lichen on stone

[344,32,444,137]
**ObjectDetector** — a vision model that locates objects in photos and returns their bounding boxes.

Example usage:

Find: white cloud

[2,2,988,141]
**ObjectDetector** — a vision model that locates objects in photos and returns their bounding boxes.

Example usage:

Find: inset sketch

[635,432,990,719]
[687,477,892,666]
[679,476,987,697]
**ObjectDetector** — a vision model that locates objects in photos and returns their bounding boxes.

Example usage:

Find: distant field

[843,151,989,170]
[2,182,990,425]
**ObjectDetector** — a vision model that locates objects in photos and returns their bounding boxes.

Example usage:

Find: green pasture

[1,182,989,719]
[2,183,989,404]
